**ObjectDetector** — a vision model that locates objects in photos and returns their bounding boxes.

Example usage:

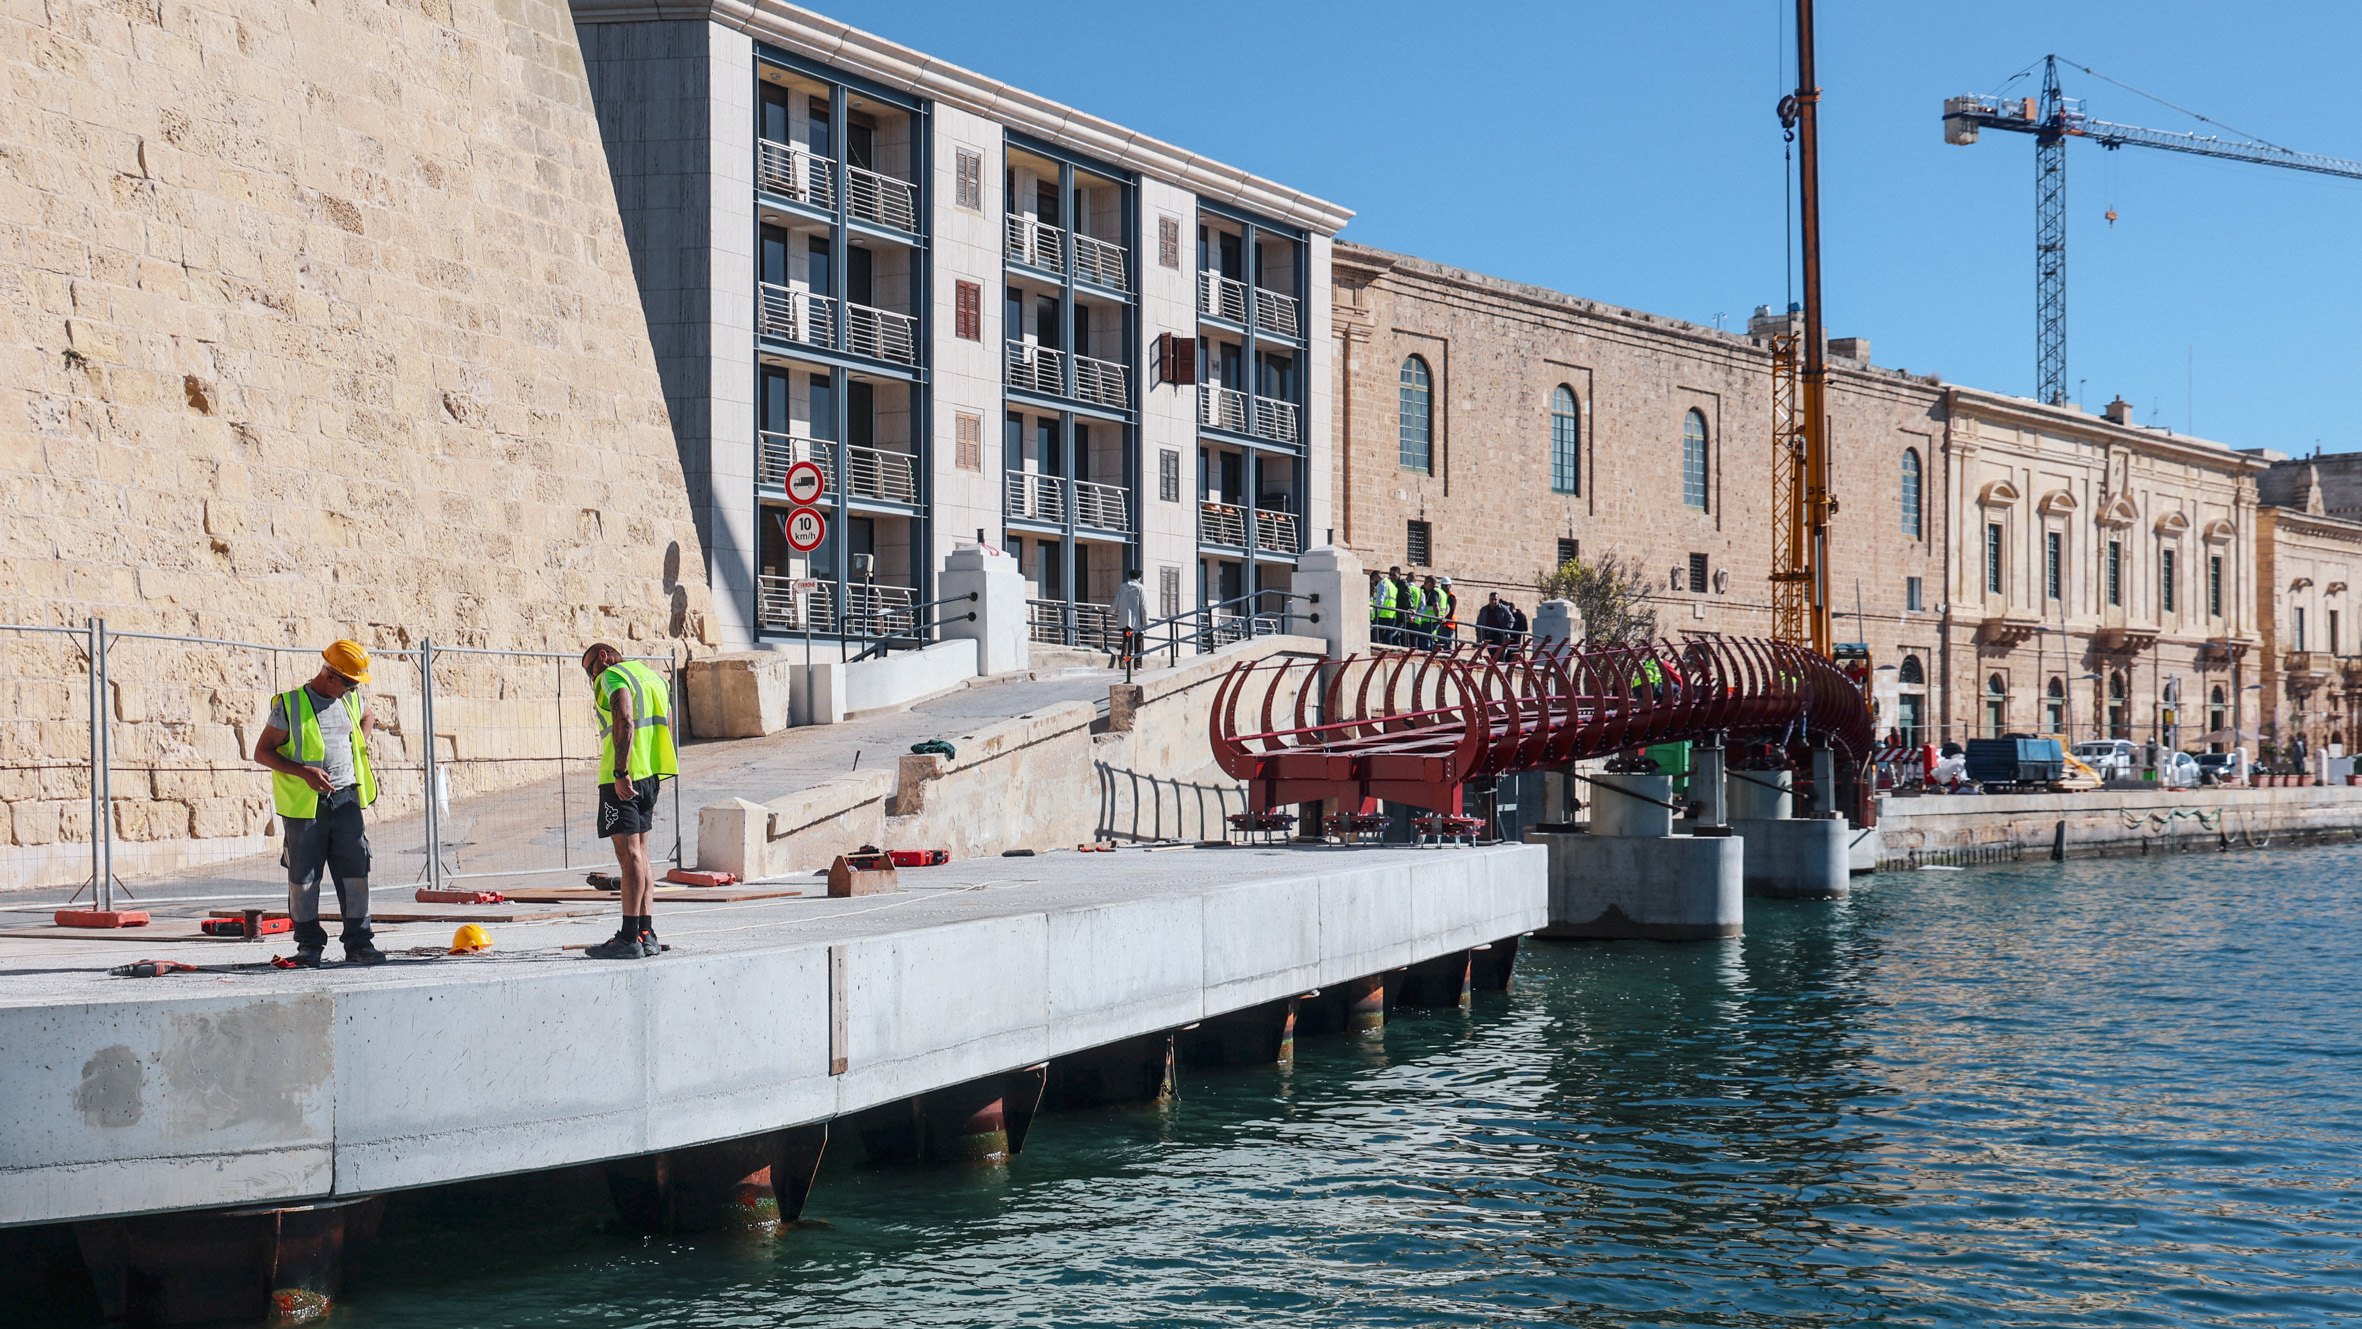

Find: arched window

[1398,356,1432,473]
[2045,675,2065,732]
[1898,654,1924,685]
[1550,386,1580,495]
[1984,673,2007,738]
[1681,409,1709,511]
[2208,684,2227,749]
[2108,670,2130,740]
[1901,448,1923,539]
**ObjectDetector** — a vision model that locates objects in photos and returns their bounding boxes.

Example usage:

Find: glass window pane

[1681,410,1708,511]
[1550,386,1580,495]
[1398,357,1432,472]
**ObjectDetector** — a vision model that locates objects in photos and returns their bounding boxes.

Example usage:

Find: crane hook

[1777,93,1800,141]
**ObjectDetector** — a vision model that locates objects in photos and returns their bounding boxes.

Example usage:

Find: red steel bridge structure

[1209,638,1875,822]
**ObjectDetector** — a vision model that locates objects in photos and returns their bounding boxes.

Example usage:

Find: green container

[1643,741,1693,783]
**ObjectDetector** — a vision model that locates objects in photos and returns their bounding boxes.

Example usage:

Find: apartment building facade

[2256,458,2362,756]
[573,3,1346,649]
[1331,242,2286,753]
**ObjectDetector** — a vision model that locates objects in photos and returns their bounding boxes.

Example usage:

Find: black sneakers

[583,929,647,960]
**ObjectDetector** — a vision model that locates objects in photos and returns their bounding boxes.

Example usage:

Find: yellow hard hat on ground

[449,924,492,954]
[323,639,372,685]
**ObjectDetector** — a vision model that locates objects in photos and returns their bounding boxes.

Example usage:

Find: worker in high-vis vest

[1369,568,1401,646]
[581,642,679,960]
[251,639,383,967]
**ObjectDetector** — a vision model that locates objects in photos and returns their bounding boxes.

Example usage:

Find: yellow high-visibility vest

[594,660,679,781]
[270,689,376,817]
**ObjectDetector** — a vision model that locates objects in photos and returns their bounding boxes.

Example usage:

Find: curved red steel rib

[1209,638,1874,817]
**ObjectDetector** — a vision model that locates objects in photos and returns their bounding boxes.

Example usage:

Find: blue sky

[818,0,2362,454]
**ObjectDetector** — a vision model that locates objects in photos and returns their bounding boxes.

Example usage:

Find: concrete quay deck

[0,844,1543,1229]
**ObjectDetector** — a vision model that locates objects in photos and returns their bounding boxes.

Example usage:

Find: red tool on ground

[109,960,196,977]
[202,916,293,937]
[885,850,948,867]
[664,868,739,887]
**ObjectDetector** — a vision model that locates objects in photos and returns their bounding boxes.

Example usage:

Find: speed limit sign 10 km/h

[782,505,826,553]
[783,460,827,506]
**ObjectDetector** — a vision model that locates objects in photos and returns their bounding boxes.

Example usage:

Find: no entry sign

[784,460,827,506]
[782,505,826,553]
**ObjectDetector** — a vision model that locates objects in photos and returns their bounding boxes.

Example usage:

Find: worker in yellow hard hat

[252,640,382,967]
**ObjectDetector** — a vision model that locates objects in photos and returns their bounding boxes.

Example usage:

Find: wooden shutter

[1159,448,1180,502]
[1155,332,1196,386]
[954,413,982,470]
[1157,215,1180,269]
[955,280,980,341]
[1159,566,1180,618]
[955,148,982,210]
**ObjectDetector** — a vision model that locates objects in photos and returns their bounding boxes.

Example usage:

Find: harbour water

[146,849,2362,1324]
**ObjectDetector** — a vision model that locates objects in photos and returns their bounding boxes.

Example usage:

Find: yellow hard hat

[323,639,372,685]
[449,924,492,954]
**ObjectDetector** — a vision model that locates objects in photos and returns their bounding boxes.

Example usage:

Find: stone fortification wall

[1875,786,2362,866]
[0,0,710,881]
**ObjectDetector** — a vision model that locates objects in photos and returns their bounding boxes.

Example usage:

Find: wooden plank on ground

[499,886,807,903]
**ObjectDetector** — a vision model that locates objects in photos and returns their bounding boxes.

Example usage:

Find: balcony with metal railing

[760,434,917,506]
[1197,270,1303,338]
[846,163,917,232]
[1004,470,1067,525]
[845,301,918,365]
[1072,353,1129,409]
[1072,232,1127,290]
[759,284,836,350]
[1006,339,1065,397]
[1195,384,1298,444]
[1200,501,1246,549]
[1005,213,1065,273]
[1253,394,1300,444]
[756,576,919,637]
[1253,508,1299,555]
[1073,478,1129,532]
[757,141,834,210]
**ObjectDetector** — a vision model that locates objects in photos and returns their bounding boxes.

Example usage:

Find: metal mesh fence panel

[0,624,95,893]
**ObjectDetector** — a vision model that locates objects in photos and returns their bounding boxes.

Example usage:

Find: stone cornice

[568,0,1353,236]
[1944,386,2268,476]
[2263,505,2362,546]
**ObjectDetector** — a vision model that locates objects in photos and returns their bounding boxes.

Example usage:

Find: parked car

[2157,750,2202,789]
[2194,752,2241,786]
[2072,740,2139,781]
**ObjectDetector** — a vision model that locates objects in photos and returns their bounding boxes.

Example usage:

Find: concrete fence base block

[1730,818,1850,899]
[1528,830,1742,940]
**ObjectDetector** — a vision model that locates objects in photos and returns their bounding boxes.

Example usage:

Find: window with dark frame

[954,413,981,470]
[2045,530,2062,600]
[2161,547,2177,613]
[2209,554,2224,617]
[2333,610,2343,657]
[1407,520,1432,567]
[1986,523,2003,595]
[1681,409,1709,511]
[1688,552,1709,596]
[954,280,980,341]
[1550,386,1580,495]
[1159,566,1180,619]
[1906,576,1923,612]
[1399,357,1433,472]
[2106,540,2122,607]
[1557,538,1579,568]
[1157,215,1181,269]
[1158,448,1180,503]
[1900,448,1922,538]
[954,148,983,211]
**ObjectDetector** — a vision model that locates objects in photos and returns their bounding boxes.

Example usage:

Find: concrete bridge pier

[1045,1032,1176,1110]
[1397,950,1473,1008]
[73,1194,384,1326]
[1298,974,1386,1038]
[1726,762,1851,900]
[604,1124,829,1234]
[1181,996,1300,1066]
[1468,936,1520,992]
[1530,773,1742,940]
[847,1067,1048,1166]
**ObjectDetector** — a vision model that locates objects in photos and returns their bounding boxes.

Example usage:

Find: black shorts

[598,775,663,838]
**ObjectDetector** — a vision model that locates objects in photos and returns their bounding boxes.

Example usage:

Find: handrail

[845,163,917,232]
[1072,231,1128,289]
[846,590,978,662]
[757,141,834,209]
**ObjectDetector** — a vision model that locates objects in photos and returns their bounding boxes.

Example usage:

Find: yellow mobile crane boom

[1770,0,1833,657]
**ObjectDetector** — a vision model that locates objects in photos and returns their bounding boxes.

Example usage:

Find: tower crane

[1768,0,1833,657]
[1944,55,2362,406]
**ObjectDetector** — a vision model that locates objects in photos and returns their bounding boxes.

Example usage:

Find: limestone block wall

[0,0,711,880]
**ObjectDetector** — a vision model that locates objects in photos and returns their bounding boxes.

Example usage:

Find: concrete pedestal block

[1590,773,1675,837]
[1730,817,1850,899]
[1294,545,1367,660]
[684,652,795,738]
[940,544,1029,675]
[1728,769,1792,820]
[1528,829,1742,940]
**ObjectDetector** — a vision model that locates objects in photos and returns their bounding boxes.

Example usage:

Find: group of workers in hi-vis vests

[250,638,679,966]
[1366,565,1459,648]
